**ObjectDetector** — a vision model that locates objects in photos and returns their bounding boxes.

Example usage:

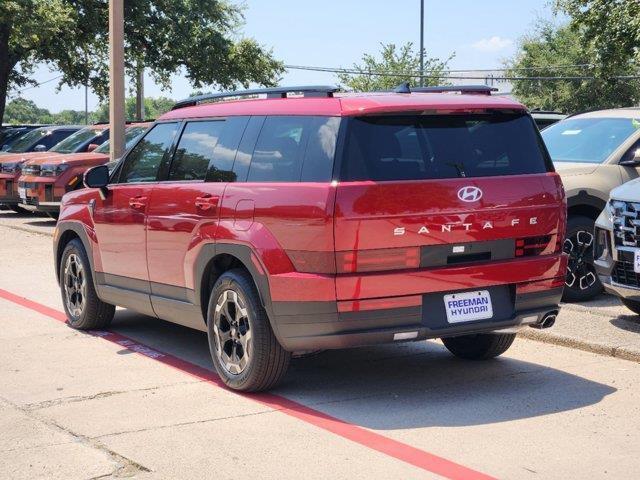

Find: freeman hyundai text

[53,85,568,391]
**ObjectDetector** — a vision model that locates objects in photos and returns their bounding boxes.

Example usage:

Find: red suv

[53,86,567,391]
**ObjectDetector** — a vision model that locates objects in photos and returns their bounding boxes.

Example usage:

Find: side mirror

[86,143,99,152]
[620,148,640,166]
[84,164,110,199]
[33,144,47,152]
[1,145,9,151]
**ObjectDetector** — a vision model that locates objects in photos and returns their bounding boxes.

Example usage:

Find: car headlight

[41,164,69,176]
[1,162,21,174]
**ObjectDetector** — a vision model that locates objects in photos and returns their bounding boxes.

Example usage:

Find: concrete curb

[520,329,640,363]
[0,223,53,237]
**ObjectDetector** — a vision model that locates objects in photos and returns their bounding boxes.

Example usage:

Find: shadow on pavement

[109,309,616,431]
[24,219,57,227]
[610,315,640,334]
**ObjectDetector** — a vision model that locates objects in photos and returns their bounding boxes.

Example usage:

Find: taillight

[515,235,555,257]
[336,247,420,273]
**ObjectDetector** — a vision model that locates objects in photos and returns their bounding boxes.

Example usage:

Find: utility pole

[109,0,125,162]
[135,62,145,121]
[419,0,424,87]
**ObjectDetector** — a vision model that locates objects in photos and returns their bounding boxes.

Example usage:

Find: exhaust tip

[531,310,558,329]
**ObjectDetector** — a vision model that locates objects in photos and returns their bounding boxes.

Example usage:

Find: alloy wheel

[564,230,597,291]
[212,289,252,375]
[63,253,86,317]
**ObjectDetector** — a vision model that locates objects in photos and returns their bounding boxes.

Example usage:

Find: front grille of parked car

[22,165,41,176]
[612,201,640,248]
[612,261,640,289]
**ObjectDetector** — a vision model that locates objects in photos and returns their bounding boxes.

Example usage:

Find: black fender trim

[567,190,606,213]
[54,221,96,288]
[193,242,286,345]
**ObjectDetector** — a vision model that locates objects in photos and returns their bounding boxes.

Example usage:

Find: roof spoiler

[393,82,498,95]
[172,86,340,110]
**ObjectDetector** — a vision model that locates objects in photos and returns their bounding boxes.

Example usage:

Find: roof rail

[393,83,498,95]
[172,85,340,110]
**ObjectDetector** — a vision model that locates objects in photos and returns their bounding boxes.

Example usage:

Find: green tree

[505,22,640,113]
[556,0,640,66]
[337,42,453,92]
[4,98,53,124]
[52,109,91,125]
[0,0,284,124]
[94,96,175,122]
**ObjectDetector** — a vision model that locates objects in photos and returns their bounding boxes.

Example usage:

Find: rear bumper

[272,287,563,351]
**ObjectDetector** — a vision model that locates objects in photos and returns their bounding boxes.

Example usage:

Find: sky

[12,0,562,113]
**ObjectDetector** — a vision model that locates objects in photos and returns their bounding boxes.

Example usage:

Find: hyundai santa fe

[53,85,567,391]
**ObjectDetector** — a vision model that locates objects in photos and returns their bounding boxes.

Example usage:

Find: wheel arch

[54,222,96,287]
[194,243,273,326]
[567,190,606,220]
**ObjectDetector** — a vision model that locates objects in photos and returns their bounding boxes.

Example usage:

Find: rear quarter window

[340,113,551,181]
[245,116,338,182]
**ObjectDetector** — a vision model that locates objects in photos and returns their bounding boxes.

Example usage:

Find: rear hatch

[334,110,565,299]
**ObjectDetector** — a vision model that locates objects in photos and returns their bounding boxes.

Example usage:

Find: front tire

[442,333,516,360]
[563,215,602,302]
[621,298,640,315]
[60,239,115,329]
[207,269,290,392]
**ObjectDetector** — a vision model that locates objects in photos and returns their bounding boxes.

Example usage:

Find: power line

[8,74,63,97]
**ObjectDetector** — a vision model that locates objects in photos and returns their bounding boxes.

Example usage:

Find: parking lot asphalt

[1,209,640,479]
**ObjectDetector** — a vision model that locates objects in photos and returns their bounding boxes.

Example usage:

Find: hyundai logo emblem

[457,186,483,202]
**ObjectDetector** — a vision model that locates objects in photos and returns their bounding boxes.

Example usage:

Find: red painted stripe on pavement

[0,287,495,480]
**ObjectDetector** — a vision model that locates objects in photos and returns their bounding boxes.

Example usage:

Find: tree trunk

[0,24,12,125]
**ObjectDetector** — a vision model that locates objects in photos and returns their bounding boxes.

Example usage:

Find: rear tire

[562,215,602,302]
[442,333,516,360]
[207,269,290,392]
[621,298,640,315]
[60,239,115,329]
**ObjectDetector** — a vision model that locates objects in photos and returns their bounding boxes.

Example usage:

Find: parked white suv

[594,178,640,314]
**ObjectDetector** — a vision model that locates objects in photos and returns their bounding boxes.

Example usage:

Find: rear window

[50,127,106,154]
[340,113,551,181]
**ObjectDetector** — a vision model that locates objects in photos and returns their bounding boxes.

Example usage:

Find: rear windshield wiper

[446,162,467,177]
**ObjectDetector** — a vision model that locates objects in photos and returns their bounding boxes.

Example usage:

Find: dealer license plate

[634,249,640,274]
[444,290,493,324]
[18,187,26,200]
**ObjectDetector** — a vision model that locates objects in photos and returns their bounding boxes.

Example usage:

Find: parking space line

[0,287,495,480]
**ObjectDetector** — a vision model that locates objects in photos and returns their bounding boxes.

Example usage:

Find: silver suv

[542,109,640,301]
[594,178,640,314]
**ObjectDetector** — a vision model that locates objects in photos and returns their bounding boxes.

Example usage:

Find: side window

[118,123,178,183]
[169,121,224,181]
[621,138,640,164]
[247,116,310,182]
[301,117,340,182]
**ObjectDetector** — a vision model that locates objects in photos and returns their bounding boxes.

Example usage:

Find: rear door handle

[129,196,147,210]
[195,194,219,212]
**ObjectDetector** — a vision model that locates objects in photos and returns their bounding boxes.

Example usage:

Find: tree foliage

[337,42,452,92]
[93,97,175,122]
[3,96,174,124]
[0,0,284,123]
[505,22,640,113]
[556,0,640,65]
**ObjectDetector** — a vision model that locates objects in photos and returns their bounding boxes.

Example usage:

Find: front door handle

[195,194,219,212]
[129,195,147,210]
